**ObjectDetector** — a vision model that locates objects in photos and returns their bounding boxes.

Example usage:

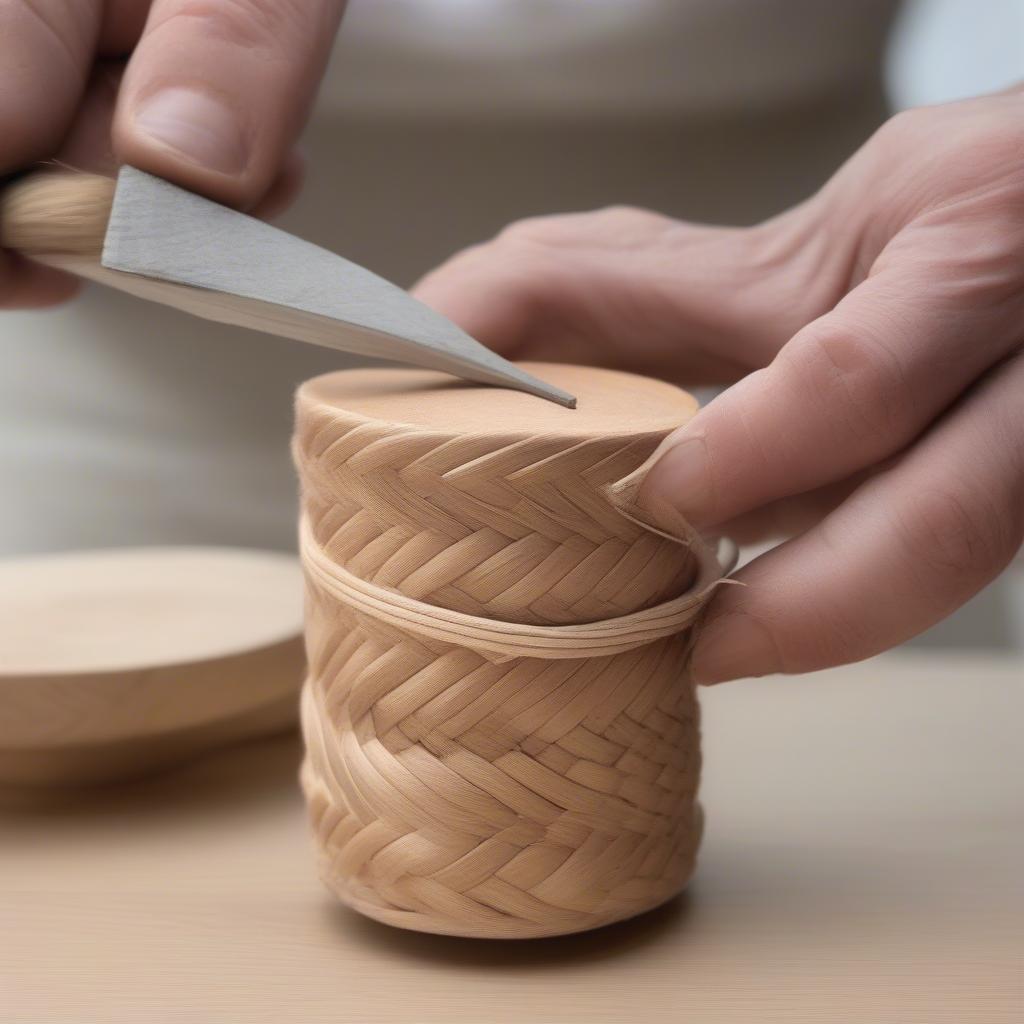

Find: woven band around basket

[299,516,727,663]
[295,364,729,939]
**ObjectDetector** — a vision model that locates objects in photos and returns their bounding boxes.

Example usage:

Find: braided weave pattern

[295,367,713,938]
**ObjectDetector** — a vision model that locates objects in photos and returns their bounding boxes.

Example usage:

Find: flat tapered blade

[100,167,575,408]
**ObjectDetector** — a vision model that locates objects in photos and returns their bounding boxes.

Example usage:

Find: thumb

[636,249,1017,529]
[113,0,346,209]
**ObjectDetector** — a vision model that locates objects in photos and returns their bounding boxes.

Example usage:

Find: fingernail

[133,88,248,176]
[638,433,714,527]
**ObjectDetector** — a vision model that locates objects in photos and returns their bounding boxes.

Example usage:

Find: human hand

[1,0,346,308]
[414,87,1024,683]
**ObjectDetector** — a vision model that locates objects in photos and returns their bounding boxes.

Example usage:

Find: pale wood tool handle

[0,171,113,259]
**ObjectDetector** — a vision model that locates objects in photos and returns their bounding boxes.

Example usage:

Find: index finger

[689,354,1024,683]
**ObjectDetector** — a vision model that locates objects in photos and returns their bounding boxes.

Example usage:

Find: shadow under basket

[293,363,725,939]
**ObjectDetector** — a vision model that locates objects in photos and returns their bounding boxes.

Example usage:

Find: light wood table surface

[3,653,1020,1023]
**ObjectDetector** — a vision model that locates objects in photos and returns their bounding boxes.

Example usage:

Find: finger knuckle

[496,212,587,247]
[419,238,550,309]
[20,0,94,61]
[496,216,555,244]
[445,237,534,282]
[593,204,665,225]
[897,486,1015,591]
[0,2,98,164]
[592,205,678,244]
[870,103,964,159]
[871,97,1024,200]
[966,125,1024,186]
[804,612,874,670]
[870,107,927,156]
[497,206,669,248]
[714,587,868,676]
[19,0,93,50]
[788,323,915,450]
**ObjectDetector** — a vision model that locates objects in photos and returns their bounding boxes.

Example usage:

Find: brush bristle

[0,172,114,258]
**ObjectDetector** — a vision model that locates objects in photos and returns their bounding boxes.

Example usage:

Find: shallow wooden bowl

[0,547,305,787]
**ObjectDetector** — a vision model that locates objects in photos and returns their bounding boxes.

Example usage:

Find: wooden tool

[0,167,574,407]
[293,363,729,938]
[0,547,305,788]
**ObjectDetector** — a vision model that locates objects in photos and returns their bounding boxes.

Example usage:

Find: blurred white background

[887,0,1024,108]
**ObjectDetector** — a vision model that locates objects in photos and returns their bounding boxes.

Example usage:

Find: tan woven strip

[300,516,730,663]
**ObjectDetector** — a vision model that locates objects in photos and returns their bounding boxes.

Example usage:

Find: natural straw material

[0,171,113,257]
[294,364,727,938]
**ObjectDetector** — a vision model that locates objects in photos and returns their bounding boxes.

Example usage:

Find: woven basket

[293,364,725,938]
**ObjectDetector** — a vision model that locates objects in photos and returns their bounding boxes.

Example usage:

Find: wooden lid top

[295,363,701,626]
[299,363,697,438]
[0,547,302,676]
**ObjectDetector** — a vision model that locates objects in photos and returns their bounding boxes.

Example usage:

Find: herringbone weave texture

[294,366,716,938]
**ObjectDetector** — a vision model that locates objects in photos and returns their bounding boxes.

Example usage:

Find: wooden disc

[0,547,305,787]
[300,362,698,438]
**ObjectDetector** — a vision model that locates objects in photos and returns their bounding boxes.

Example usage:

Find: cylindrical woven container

[293,364,724,938]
